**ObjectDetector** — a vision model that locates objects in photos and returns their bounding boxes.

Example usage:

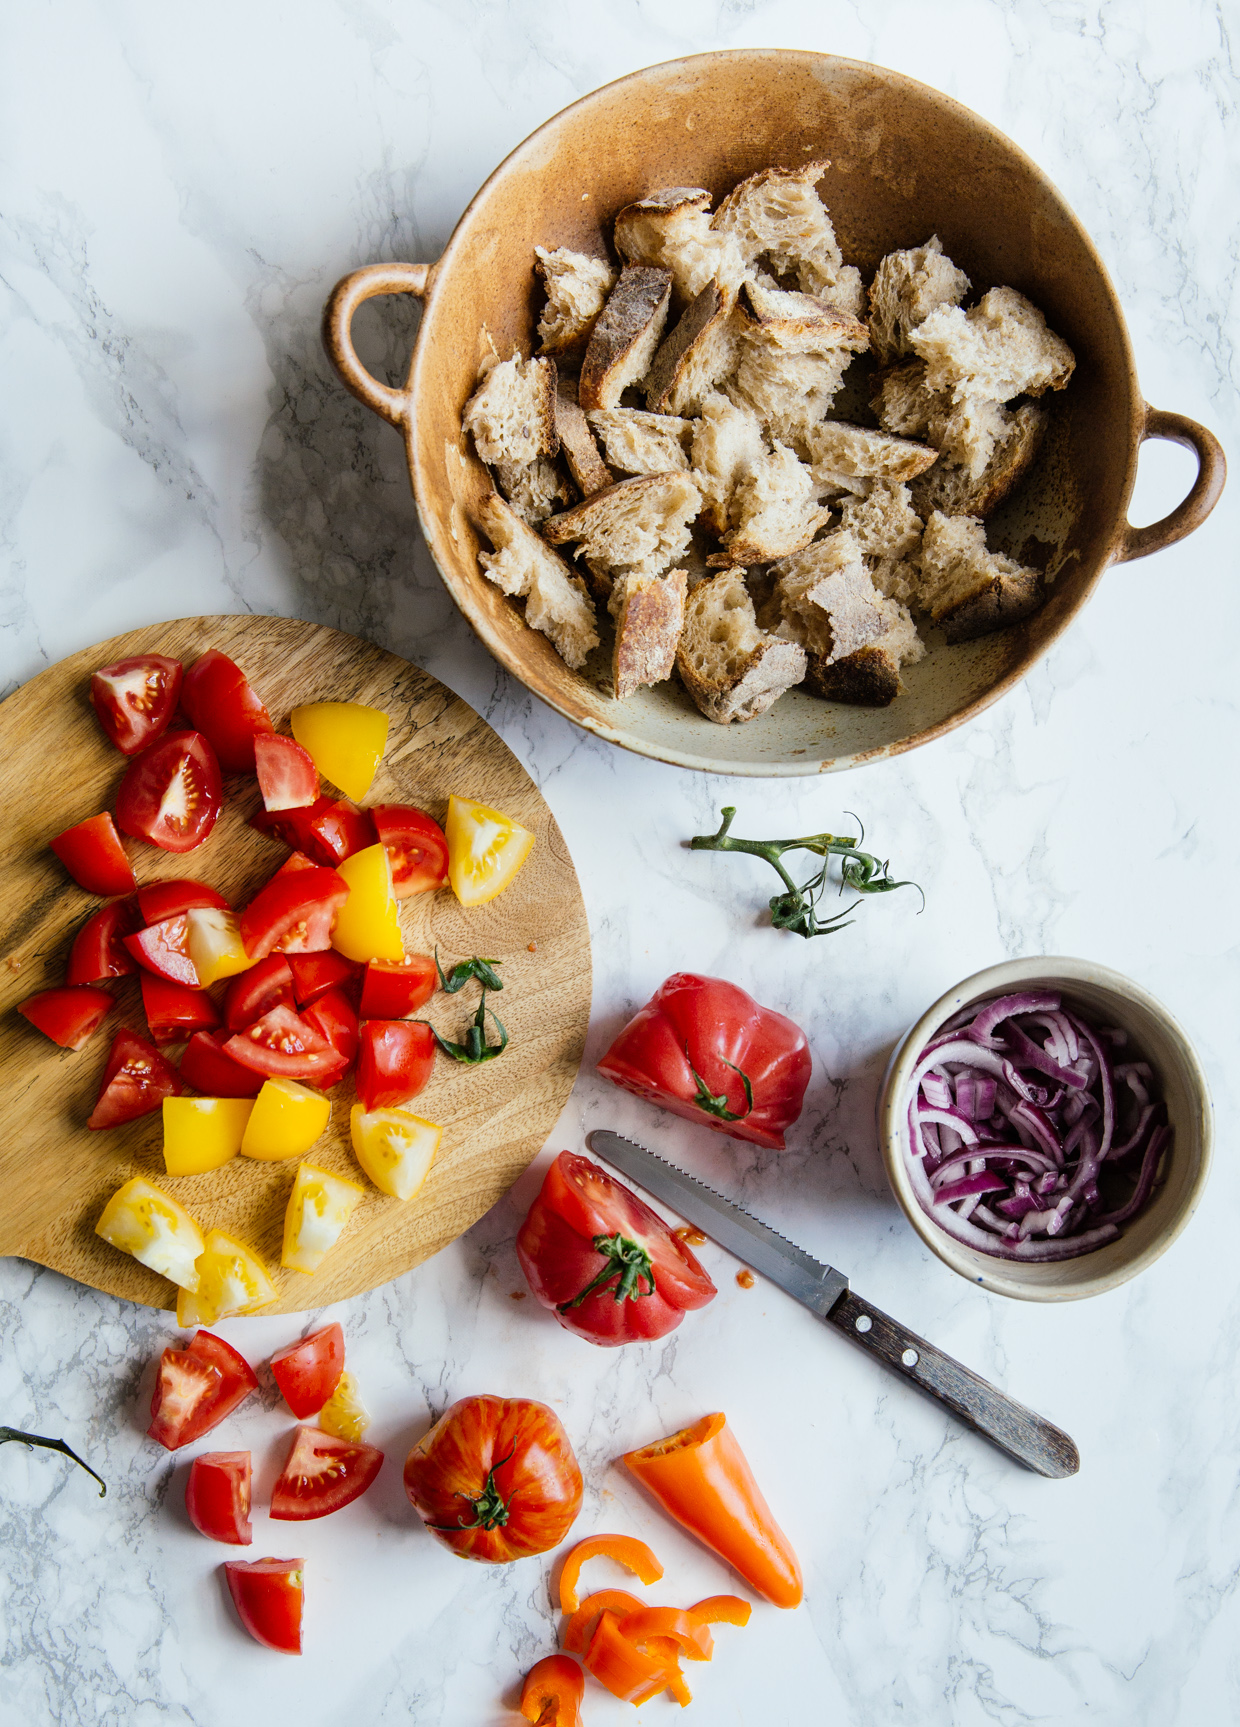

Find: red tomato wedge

[136,879,228,924]
[147,1330,258,1450]
[286,950,361,1007]
[90,654,184,755]
[238,865,349,960]
[371,805,449,898]
[254,734,319,811]
[179,1031,265,1098]
[269,1324,345,1418]
[223,1005,340,1083]
[124,915,200,988]
[181,650,273,775]
[251,796,376,868]
[186,1451,252,1546]
[302,988,359,1086]
[141,972,220,1046]
[356,1020,435,1112]
[66,899,140,985]
[223,955,295,1032]
[116,731,223,854]
[88,1028,183,1128]
[224,1558,303,1654]
[19,986,114,1051]
[50,813,135,896]
[270,1426,383,1521]
[358,954,437,1020]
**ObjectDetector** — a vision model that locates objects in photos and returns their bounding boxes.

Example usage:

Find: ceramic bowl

[876,957,1213,1301]
[323,50,1224,776]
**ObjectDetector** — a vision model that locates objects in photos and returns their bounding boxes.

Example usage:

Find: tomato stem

[429,1448,516,1532]
[0,1427,106,1497]
[559,1234,656,1310]
[433,951,503,995]
[421,982,508,1064]
[686,1048,754,1123]
[689,805,921,939]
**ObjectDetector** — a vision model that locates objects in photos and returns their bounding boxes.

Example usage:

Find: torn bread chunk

[769,531,887,663]
[911,286,1076,403]
[711,162,863,313]
[614,187,748,304]
[534,248,618,356]
[690,391,767,537]
[869,556,921,607]
[837,481,924,560]
[913,401,1046,519]
[586,408,693,476]
[644,283,742,416]
[805,595,925,706]
[554,377,613,496]
[804,421,938,489]
[611,568,688,700]
[676,568,807,723]
[579,266,673,411]
[916,510,1042,642]
[729,296,869,446]
[739,276,870,349]
[708,443,831,566]
[543,471,701,591]
[475,492,598,669]
[868,236,971,366]
[463,353,559,466]
[871,359,949,439]
[492,456,574,526]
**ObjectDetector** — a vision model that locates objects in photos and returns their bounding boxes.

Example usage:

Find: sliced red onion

[1001,1023,1089,1090]
[967,990,1062,1048]
[1009,1100,1063,1165]
[934,1173,1009,1206]
[919,1072,954,1110]
[917,1104,979,1144]
[1092,1126,1172,1226]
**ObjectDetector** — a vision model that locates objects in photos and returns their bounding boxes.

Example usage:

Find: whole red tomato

[403,1395,582,1563]
[517,1152,716,1347]
[596,973,811,1150]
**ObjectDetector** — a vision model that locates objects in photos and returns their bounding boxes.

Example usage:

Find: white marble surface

[1,3,1238,1723]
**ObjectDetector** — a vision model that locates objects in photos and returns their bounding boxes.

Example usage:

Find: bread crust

[554,376,613,496]
[805,644,902,706]
[645,282,733,414]
[939,566,1042,643]
[612,568,688,700]
[579,266,672,411]
[910,403,1046,519]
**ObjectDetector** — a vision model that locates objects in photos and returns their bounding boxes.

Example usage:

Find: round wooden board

[0,617,591,1313]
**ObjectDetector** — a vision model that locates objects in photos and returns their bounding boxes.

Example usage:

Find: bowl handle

[1117,404,1227,562]
[321,261,436,429]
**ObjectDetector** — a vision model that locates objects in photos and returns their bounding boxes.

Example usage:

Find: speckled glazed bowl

[877,957,1213,1301]
[323,50,1224,776]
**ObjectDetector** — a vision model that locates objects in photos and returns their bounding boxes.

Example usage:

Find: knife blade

[587,1129,1079,1480]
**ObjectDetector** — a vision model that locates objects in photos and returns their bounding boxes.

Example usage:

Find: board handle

[826,1288,1080,1478]
[321,261,437,430]
[1116,404,1226,562]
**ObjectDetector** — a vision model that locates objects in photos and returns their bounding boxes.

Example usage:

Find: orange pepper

[617,1606,713,1663]
[562,1589,647,1655]
[690,1594,752,1627]
[520,1654,584,1727]
[558,1533,663,1613]
[621,1413,803,1609]
[646,1637,692,1707]
[583,1610,677,1706]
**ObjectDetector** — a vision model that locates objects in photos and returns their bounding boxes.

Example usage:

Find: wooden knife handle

[826,1289,1079,1478]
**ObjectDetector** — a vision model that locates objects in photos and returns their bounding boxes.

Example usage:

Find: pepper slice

[582,1610,677,1706]
[558,1533,663,1614]
[519,1653,585,1727]
[618,1606,712,1663]
[561,1589,647,1656]
[621,1414,802,1609]
[688,1594,752,1627]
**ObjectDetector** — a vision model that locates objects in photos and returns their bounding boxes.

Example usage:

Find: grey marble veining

[2,2,1238,1723]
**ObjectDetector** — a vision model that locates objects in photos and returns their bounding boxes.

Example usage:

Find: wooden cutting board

[0,617,591,1313]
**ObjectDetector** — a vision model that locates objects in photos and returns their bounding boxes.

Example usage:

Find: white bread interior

[868,236,971,366]
[676,568,808,723]
[463,353,558,466]
[475,491,599,669]
[543,472,701,590]
[613,187,748,304]
[911,286,1076,402]
[710,443,831,565]
[690,390,767,537]
[770,530,887,662]
[534,247,618,356]
[711,162,864,313]
[587,408,693,475]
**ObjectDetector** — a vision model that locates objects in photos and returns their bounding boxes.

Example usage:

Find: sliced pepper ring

[561,1589,647,1656]
[616,1606,713,1663]
[558,1533,664,1614]
[582,1609,678,1707]
[519,1652,584,1727]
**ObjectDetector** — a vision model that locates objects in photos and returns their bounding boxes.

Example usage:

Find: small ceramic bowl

[877,957,1213,1301]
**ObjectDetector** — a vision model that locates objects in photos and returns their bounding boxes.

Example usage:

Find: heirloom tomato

[222,955,295,1031]
[251,796,376,867]
[290,701,387,802]
[370,804,449,897]
[349,1105,440,1200]
[161,1096,252,1176]
[239,1078,330,1161]
[254,733,318,810]
[141,972,219,1046]
[355,1020,435,1111]
[175,1229,277,1328]
[96,1175,203,1288]
[65,898,139,985]
[281,1162,365,1274]
[358,954,437,1019]
[88,1029,183,1128]
[136,879,228,924]
[516,1152,716,1347]
[238,863,349,960]
[403,1394,582,1562]
[18,985,114,1050]
[223,1004,341,1085]
[444,795,533,907]
[330,844,401,963]
[179,1032,264,1098]
[270,1426,383,1521]
[124,914,200,987]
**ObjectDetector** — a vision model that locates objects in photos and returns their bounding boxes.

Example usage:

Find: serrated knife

[587,1129,1079,1479]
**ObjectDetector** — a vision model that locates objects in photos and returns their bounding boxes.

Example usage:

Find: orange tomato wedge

[558,1534,664,1614]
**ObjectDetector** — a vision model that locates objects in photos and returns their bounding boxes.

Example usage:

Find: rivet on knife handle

[826,1289,1080,1479]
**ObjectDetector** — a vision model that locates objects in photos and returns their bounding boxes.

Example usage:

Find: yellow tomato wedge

[445,795,534,907]
[350,1104,441,1201]
[95,1176,205,1291]
[162,1096,253,1176]
[291,701,388,802]
[281,1161,365,1273]
[175,1229,277,1327]
[331,844,403,962]
[185,907,258,986]
[240,1078,330,1162]
[319,1370,370,1441]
